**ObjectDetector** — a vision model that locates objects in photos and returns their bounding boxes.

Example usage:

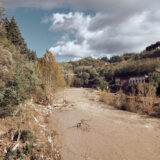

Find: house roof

[115,75,148,80]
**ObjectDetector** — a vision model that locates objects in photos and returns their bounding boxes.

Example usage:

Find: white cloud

[48,12,104,58]
[47,11,160,59]
[50,41,91,57]
[2,0,160,59]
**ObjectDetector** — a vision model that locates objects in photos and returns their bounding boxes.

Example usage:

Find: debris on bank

[0,97,67,160]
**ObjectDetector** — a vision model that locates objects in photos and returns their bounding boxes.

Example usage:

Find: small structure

[115,75,148,87]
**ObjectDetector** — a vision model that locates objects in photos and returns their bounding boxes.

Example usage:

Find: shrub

[23,144,33,156]
[152,103,160,117]
[109,56,123,63]
[5,145,34,160]
[127,83,156,97]
[4,130,35,159]
[20,130,35,143]
[0,105,15,118]
[99,90,157,115]
[0,68,27,105]
[5,150,18,160]
[99,91,116,106]
[14,130,35,143]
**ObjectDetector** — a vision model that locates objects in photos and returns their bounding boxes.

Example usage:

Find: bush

[5,144,34,160]
[14,130,35,143]
[5,130,35,159]
[152,103,160,117]
[109,56,123,63]
[127,83,156,97]
[0,105,15,118]
[21,130,35,143]
[5,150,19,160]
[0,70,27,117]
[99,90,156,115]
[99,91,117,106]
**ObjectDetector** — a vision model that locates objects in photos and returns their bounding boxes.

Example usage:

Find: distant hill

[61,42,160,94]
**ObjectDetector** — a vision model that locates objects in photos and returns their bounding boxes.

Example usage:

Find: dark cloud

[0,0,62,9]
[1,0,159,12]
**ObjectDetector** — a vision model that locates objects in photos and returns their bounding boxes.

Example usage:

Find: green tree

[7,16,23,46]
[3,18,10,34]
[109,56,123,63]
[148,72,160,88]
[3,16,37,60]
[101,57,109,62]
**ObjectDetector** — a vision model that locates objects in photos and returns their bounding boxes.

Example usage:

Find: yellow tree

[37,49,65,93]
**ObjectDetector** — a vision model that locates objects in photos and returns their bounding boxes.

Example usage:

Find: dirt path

[49,88,160,160]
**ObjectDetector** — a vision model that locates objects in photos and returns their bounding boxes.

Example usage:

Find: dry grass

[85,89,100,102]
[0,99,61,159]
[99,91,119,106]
[99,91,160,117]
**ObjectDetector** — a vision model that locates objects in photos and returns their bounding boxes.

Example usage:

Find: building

[115,75,148,87]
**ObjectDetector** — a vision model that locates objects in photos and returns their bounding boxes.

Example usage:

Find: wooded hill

[0,6,65,118]
[61,42,160,96]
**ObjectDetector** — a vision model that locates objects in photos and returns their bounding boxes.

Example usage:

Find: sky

[1,0,160,61]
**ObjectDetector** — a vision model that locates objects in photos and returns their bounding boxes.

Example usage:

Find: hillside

[0,7,65,159]
[61,43,160,95]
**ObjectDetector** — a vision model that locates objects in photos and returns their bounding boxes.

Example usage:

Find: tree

[101,57,109,62]
[109,56,123,63]
[3,18,9,33]
[3,16,37,60]
[7,17,22,46]
[148,72,160,95]
[5,16,27,54]
[37,49,65,93]
[0,6,6,25]
[146,41,160,51]
[122,53,136,61]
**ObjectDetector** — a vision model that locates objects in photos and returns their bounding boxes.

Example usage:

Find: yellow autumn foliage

[37,49,65,92]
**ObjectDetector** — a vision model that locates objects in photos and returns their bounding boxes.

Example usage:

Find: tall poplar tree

[37,49,65,93]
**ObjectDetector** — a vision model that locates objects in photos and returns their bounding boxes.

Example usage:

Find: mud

[49,88,160,160]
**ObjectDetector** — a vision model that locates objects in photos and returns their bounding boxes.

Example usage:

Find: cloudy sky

[1,0,160,61]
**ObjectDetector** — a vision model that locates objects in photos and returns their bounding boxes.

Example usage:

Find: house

[115,75,148,87]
